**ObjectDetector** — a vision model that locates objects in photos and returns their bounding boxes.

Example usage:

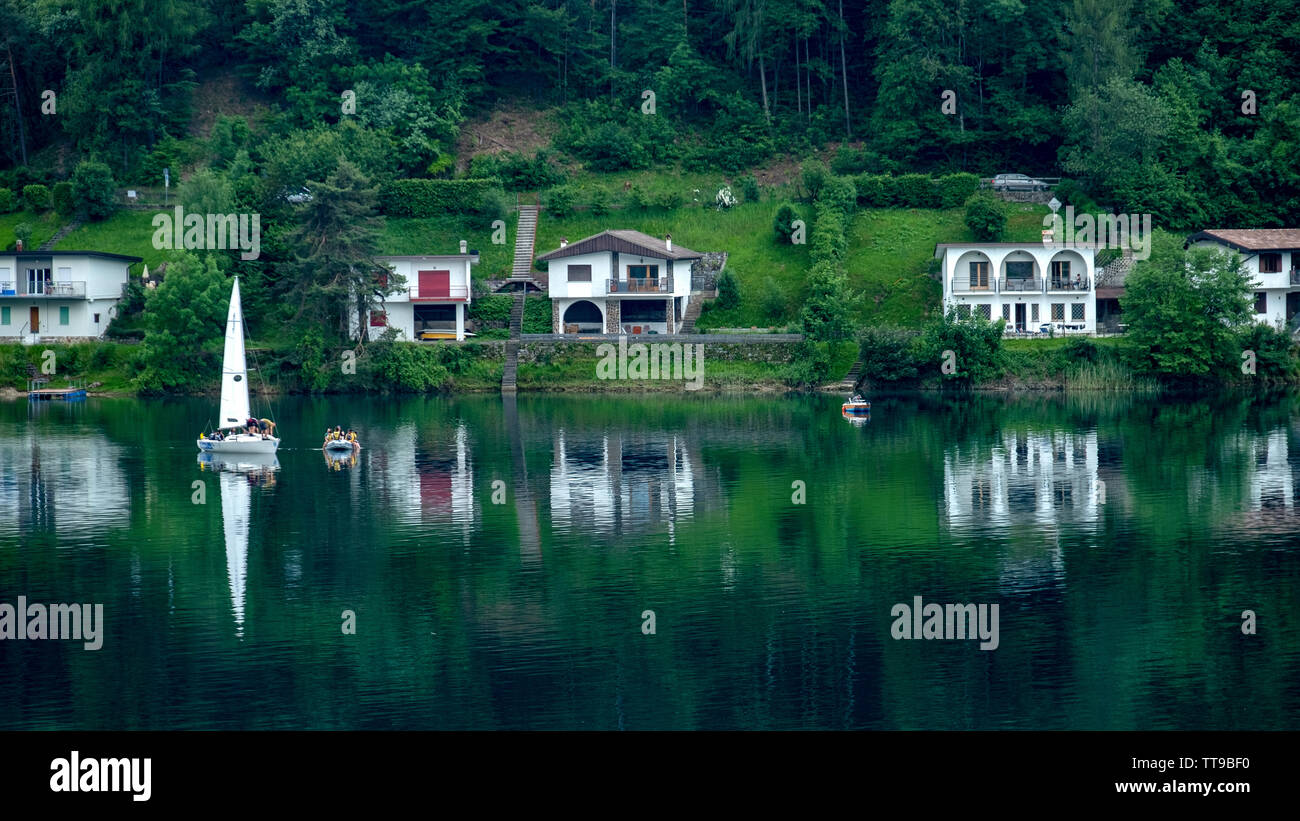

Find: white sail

[218,278,250,429]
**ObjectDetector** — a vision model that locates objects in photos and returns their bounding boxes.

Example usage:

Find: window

[93,313,100,324]
[370,311,386,327]
[0,306,8,325]
[1256,292,1268,314]
[1051,260,1071,288]
[968,261,989,289]
[568,264,592,283]
[1006,261,1033,280]
[1031,303,1039,321]
[59,306,69,325]
[627,264,661,292]
[956,305,971,320]
[1260,253,1282,273]
[975,304,992,320]
[1052,303,1064,321]
[1071,303,1085,321]
[1002,304,1011,320]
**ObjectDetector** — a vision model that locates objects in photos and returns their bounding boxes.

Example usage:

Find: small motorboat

[841,394,871,415]
[324,439,359,452]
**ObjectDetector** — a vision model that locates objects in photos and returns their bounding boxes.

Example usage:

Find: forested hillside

[2,0,1298,226]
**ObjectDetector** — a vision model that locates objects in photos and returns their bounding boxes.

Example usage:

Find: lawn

[380,212,517,281]
[0,209,64,251]
[54,210,167,273]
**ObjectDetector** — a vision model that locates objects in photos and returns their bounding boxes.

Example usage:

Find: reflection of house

[537,231,700,335]
[354,247,479,341]
[943,430,1103,528]
[550,430,697,539]
[936,242,1098,333]
[0,250,142,343]
[374,423,476,541]
[1249,429,1294,511]
[0,433,130,535]
[1186,229,1300,328]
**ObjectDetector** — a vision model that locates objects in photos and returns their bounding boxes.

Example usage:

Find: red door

[418,270,450,299]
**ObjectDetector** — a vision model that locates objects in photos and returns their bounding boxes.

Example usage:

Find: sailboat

[197,277,280,455]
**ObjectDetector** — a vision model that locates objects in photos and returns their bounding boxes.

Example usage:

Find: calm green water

[1,391,1298,730]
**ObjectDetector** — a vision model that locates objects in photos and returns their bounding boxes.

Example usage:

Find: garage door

[418,269,450,298]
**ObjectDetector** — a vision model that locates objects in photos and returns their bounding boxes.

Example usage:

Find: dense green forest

[2,0,1299,392]
[2,0,1298,224]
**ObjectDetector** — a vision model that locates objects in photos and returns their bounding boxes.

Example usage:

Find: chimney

[459,239,467,254]
[665,234,672,252]
[15,239,22,252]
[560,237,568,248]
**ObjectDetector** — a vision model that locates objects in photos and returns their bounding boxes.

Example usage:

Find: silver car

[992,173,1048,192]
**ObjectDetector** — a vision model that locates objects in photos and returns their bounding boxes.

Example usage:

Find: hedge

[0,188,14,213]
[936,173,981,209]
[378,178,505,217]
[853,173,980,209]
[895,174,940,208]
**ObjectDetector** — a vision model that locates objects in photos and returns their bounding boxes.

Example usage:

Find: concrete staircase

[510,206,539,281]
[829,358,863,393]
[501,341,520,393]
[509,291,526,337]
[38,218,83,251]
[679,291,712,334]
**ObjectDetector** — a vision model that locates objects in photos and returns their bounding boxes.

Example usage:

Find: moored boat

[196,277,281,456]
[842,394,871,415]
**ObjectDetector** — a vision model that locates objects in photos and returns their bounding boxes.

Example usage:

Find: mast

[218,277,251,428]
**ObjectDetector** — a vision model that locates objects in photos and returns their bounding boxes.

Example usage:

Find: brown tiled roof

[537,230,703,261]
[1187,229,1300,252]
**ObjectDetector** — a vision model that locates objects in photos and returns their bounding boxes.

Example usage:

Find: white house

[537,230,700,335]
[935,242,1098,334]
[0,250,141,343]
[356,247,479,341]
[1186,229,1300,328]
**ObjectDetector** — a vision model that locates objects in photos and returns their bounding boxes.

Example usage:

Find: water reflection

[198,453,279,638]
[0,429,129,538]
[549,428,699,541]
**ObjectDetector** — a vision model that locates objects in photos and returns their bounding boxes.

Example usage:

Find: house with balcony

[537,230,700,335]
[0,250,142,343]
[1185,229,1300,328]
[355,246,480,341]
[935,242,1098,334]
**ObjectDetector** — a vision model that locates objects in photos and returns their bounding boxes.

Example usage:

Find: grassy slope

[53,210,163,273]
[0,209,63,251]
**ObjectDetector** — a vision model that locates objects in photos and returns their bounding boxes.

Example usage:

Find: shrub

[858,325,924,383]
[589,187,610,217]
[522,295,552,333]
[71,161,117,220]
[377,178,505,217]
[801,159,829,201]
[51,182,75,216]
[627,185,650,210]
[918,309,1005,383]
[716,269,740,310]
[14,222,33,248]
[1062,336,1099,364]
[831,146,873,175]
[964,193,1008,241]
[854,174,893,207]
[783,340,831,387]
[819,176,857,215]
[895,173,940,208]
[739,175,760,203]
[473,151,566,191]
[468,293,513,324]
[1238,322,1297,379]
[0,188,14,213]
[759,277,786,320]
[655,190,684,210]
[936,173,981,209]
[772,203,800,243]
[22,184,50,212]
[546,185,576,218]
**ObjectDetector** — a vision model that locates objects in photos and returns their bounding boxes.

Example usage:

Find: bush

[1054,178,1101,213]
[964,193,1008,241]
[51,182,75,216]
[471,151,566,191]
[858,325,924,383]
[831,146,873,175]
[819,176,857,215]
[918,309,1005,383]
[739,175,760,203]
[627,185,650,210]
[468,293,513,325]
[895,173,940,208]
[773,203,800,243]
[71,161,117,220]
[589,187,610,217]
[13,222,33,248]
[546,185,576,218]
[759,277,786,320]
[801,159,829,201]
[655,190,684,210]
[1238,322,1297,380]
[783,340,831,387]
[377,178,505,217]
[22,184,50,212]
[522,294,552,333]
[0,188,14,213]
[936,173,981,209]
[1062,336,1099,364]
[854,174,894,207]
[716,269,740,310]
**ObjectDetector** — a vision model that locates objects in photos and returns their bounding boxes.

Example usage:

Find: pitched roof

[537,230,702,261]
[1187,229,1300,252]
[4,250,144,263]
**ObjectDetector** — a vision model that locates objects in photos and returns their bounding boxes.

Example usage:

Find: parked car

[992,173,1049,192]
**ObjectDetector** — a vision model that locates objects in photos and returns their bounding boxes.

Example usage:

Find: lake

[1,391,1298,730]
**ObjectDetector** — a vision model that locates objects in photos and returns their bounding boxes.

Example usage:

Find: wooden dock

[26,379,87,400]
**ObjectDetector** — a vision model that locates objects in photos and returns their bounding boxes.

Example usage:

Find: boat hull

[323,441,358,452]
[841,403,871,414]
[198,435,280,455]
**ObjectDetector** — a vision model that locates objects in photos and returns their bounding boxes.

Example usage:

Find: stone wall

[690,252,727,291]
[604,299,621,333]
